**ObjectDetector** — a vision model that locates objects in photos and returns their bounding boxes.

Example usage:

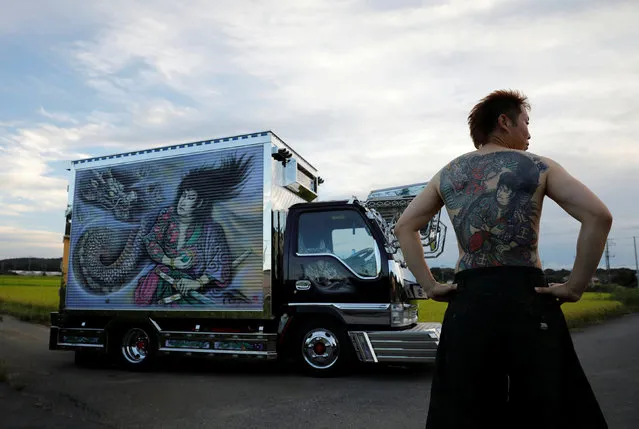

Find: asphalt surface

[1,313,638,429]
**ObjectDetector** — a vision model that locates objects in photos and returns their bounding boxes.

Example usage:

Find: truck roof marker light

[71,131,272,164]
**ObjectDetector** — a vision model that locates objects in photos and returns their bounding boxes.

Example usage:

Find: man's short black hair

[468,90,530,148]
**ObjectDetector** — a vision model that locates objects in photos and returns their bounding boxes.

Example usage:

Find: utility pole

[634,236,638,288]
[603,240,616,284]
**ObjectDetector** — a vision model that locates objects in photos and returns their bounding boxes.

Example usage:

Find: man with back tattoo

[395,90,612,429]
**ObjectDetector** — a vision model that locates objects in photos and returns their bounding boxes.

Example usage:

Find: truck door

[286,207,388,303]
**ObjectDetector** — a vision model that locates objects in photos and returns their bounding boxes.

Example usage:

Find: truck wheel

[295,319,354,377]
[117,326,156,371]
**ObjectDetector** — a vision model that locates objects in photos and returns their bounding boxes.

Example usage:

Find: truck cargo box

[64,131,318,318]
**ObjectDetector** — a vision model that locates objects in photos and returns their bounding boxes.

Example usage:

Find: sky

[0,0,638,269]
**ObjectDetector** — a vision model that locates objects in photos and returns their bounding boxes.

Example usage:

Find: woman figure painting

[134,155,251,306]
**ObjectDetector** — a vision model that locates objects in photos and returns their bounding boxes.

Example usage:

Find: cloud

[39,107,79,125]
[0,120,106,214]
[0,0,98,36]
[0,226,62,259]
[131,99,199,127]
[64,0,637,161]
[0,203,34,217]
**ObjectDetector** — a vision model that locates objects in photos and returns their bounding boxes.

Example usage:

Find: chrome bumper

[348,322,441,364]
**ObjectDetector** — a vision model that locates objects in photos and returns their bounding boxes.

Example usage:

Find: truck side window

[297,210,380,278]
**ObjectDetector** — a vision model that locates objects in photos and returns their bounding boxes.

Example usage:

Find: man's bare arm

[540,158,613,299]
[394,173,456,300]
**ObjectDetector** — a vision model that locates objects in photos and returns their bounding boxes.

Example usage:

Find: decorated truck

[49,131,446,376]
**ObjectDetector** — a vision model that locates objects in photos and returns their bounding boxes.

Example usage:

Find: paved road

[1,313,638,429]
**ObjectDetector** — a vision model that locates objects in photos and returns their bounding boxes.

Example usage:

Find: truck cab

[273,189,445,374]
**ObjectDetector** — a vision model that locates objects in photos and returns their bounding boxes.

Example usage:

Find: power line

[607,236,639,241]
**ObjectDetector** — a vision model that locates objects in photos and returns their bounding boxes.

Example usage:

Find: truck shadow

[70,354,436,381]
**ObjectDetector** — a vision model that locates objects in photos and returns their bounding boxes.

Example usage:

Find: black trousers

[425,266,608,429]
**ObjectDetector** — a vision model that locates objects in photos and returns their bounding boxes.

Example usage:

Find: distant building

[9,270,62,276]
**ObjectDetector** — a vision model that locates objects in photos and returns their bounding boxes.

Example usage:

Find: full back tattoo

[439,151,549,271]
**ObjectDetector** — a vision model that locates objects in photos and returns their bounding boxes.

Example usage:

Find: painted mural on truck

[66,145,265,310]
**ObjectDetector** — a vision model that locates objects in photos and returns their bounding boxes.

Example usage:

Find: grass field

[416,288,636,329]
[0,275,61,324]
[0,275,637,329]
[0,285,60,307]
[0,275,60,287]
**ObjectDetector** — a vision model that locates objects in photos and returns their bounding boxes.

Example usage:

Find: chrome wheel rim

[302,328,340,370]
[121,328,150,364]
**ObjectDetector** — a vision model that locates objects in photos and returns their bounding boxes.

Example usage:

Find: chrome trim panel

[157,347,277,357]
[289,302,390,326]
[57,343,104,349]
[374,245,382,277]
[262,140,274,315]
[289,303,390,310]
[295,252,381,280]
[56,326,106,350]
[149,318,162,332]
[158,331,273,338]
[348,322,441,364]
[263,139,273,274]
[391,303,419,328]
[59,327,104,332]
[388,260,404,288]
[363,332,378,363]
[349,331,378,363]
[150,317,277,359]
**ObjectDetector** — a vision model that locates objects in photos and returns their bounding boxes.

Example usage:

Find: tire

[115,326,157,371]
[294,318,355,377]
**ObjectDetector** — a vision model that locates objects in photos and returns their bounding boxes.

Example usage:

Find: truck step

[151,319,278,360]
[348,322,441,364]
